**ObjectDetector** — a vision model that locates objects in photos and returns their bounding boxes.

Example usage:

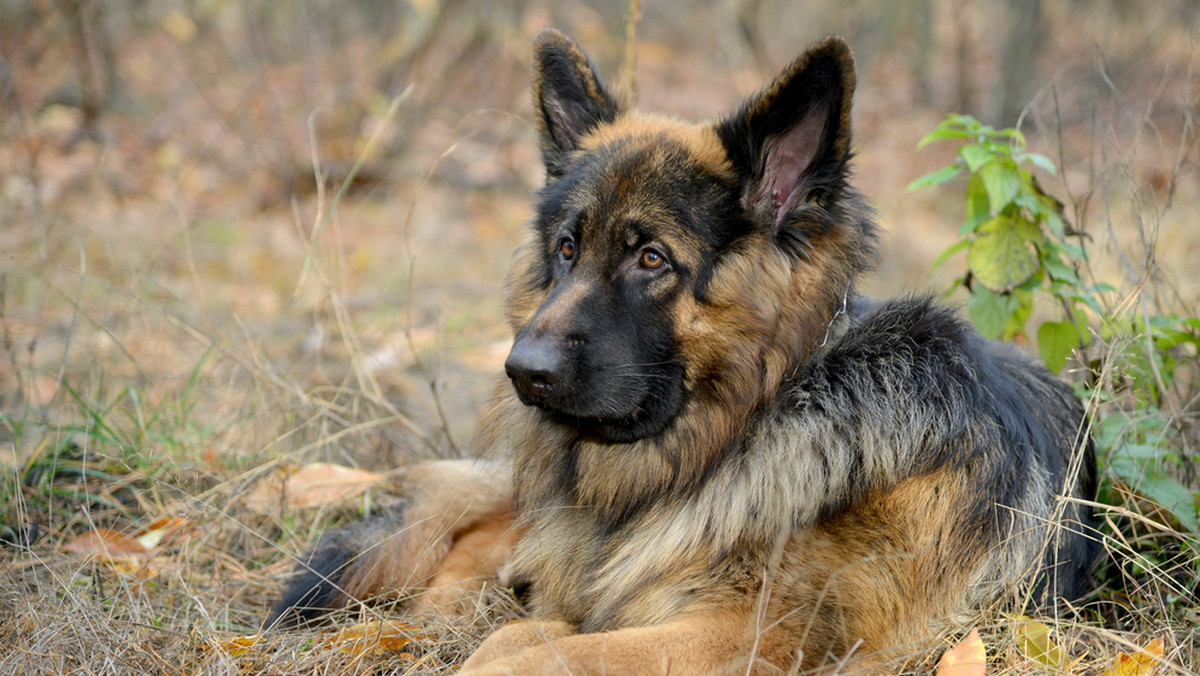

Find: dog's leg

[459,612,756,675]
[412,507,524,616]
[266,459,516,628]
[460,620,576,668]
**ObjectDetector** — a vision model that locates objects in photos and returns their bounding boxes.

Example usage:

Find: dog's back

[736,296,1096,667]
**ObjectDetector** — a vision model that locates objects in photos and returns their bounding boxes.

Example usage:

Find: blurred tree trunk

[989,0,1043,126]
[734,0,770,74]
[951,1,974,115]
[61,0,118,143]
[912,0,934,103]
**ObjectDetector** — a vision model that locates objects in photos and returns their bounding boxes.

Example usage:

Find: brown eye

[640,249,666,270]
[560,238,576,260]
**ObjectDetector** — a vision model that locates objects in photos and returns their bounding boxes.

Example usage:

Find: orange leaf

[63,528,149,558]
[285,463,385,507]
[208,634,263,657]
[1097,637,1165,676]
[325,619,424,656]
[937,629,986,676]
[135,517,192,550]
[244,462,386,513]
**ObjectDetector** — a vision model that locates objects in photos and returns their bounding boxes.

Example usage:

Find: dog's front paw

[460,619,575,672]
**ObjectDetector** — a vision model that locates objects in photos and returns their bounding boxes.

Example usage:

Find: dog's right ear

[532,29,620,180]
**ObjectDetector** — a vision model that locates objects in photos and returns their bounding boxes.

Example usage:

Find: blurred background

[1,1,1198,670]
[2,0,1197,451]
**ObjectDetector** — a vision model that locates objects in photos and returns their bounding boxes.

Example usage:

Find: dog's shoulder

[797,295,1070,405]
[776,294,1085,480]
[788,295,984,402]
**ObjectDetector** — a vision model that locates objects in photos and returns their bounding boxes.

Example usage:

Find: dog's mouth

[547,405,670,444]
[506,354,687,443]
[516,379,656,435]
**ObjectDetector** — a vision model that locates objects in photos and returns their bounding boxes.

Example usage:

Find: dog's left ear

[716,37,856,233]
[531,29,621,180]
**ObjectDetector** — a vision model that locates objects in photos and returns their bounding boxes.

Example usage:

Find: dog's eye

[639,249,667,270]
[559,238,576,261]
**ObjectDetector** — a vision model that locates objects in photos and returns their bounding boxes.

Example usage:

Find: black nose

[505,335,565,402]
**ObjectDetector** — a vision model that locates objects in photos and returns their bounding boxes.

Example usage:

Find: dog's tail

[265,459,520,629]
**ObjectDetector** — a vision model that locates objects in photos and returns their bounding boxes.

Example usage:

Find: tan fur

[462,613,758,675]
[454,469,985,674]
[581,115,733,178]
[343,460,519,609]
[418,508,523,615]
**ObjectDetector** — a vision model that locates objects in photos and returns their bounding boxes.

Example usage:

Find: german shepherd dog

[269,30,1097,673]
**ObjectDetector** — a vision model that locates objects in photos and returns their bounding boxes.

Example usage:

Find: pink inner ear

[758,106,826,230]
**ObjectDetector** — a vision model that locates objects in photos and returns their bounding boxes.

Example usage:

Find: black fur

[266,503,408,629]
[781,297,1098,602]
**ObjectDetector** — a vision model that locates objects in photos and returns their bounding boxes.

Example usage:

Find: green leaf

[1059,241,1087,260]
[1120,442,1174,462]
[956,173,992,236]
[967,216,1041,292]
[1069,290,1104,315]
[950,113,974,125]
[959,144,992,172]
[958,214,991,238]
[979,162,1021,214]
[1144,478,1198,532]
[1037,320,1081,373]
[1110,457,1200,533]
[917,126,971,148]
[1024,191,1068,239]
[995,127,1026,147]
[1043,256,1079,284]
[1013,192,1041,215]
[906,165,962,191]
[968,286,1018,339]
[1042,207,1066,239]
[1023,152,1058,175]
[1003,288,1035,341]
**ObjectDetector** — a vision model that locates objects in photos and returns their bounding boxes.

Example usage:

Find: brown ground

[1,1,1197,673]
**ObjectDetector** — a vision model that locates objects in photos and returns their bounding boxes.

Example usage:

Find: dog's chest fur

[501,297,1075,634]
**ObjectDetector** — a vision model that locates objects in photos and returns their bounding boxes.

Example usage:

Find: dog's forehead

[554,115,736,249]
[578,114,732,176]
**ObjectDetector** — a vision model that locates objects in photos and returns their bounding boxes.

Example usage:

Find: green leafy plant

[912,114,1200,544]
[909,114,1110,372]
[1095,409,1199,540]
[1102,313,1200,408]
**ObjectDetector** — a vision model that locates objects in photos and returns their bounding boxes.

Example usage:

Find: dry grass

[1,1,1198,673]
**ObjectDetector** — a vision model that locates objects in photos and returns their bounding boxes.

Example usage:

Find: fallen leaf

[63,528,149,558]
[209,634,263,657]
[325,619,424,656]
[283,463,385,508]
[244,462,386,513]
[1097,637,1165,676]
[135,517,192,550]
[1017,619,1067,670]
[937,628,986,676]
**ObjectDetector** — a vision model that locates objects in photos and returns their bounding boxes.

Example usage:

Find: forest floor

[1,1,1198,673]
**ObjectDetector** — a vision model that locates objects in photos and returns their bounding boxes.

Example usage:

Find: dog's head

[504,30,876,443]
